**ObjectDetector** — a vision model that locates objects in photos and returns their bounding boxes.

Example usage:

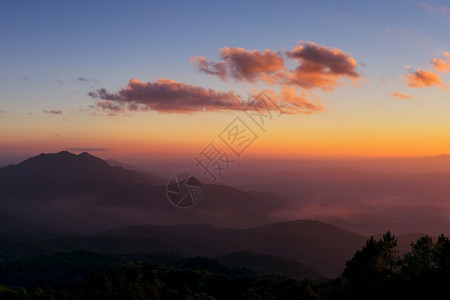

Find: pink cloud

[285,42,360,90]
[392,92,414,99]
[89,79,323,115]
[219,47,285,82]
[259,86,323,114]
[89,78,246,114]
[417,1,434,10]
[189,56,227,80]
[431,52,450,72]
[442,7,450,14]
[406,69,443,87]
[191,42,361,90]
[191,48,285,83]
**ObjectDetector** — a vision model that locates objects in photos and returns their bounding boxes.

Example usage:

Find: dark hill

[217,251,323,280]
[0,152,285,231]
[0,214,63,241]
[103,220,367,277]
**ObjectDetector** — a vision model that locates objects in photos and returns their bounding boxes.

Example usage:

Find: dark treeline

[0,257,320,300]
[0,233,449,299]
[327,232,450,299]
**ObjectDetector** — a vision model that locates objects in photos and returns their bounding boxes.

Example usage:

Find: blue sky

[1,0,450,157]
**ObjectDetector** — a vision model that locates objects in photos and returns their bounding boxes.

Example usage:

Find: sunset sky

[1,0,450,159]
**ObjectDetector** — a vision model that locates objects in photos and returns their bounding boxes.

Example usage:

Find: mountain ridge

[0,151,286,231]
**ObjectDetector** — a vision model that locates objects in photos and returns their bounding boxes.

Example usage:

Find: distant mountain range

[101,220,366,277]
[0,213,62,240]
[0,216,362,277]
[220,167,450,235]
[0,151,284,231]
[216,251,322,279]
[0,215,430,278]
[0,151,445,278]
[0,250,324,289]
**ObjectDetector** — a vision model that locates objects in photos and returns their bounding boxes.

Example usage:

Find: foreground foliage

[0,257,321,300]
[0,233,449,299]
[326,232,450,299]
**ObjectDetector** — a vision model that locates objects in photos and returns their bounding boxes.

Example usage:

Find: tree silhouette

[402,235,434,279]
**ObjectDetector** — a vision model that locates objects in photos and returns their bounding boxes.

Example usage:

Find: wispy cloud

[392,92,414,99]
[415,1,434,11]
[431,52,450,72]
[405,52,450,88]
[413,2,450,15]
[189,56,228,80]
[259,86,323,114]
[77,77,100,84]
[43,109,63,115]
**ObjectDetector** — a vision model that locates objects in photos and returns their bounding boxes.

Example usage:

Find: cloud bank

[89,41,361,115]
[89,80,322,115]
[191,41,361,90]
[89,78,246,114]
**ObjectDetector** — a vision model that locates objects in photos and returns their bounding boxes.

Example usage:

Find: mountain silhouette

[0,213,63,241]
[102,220,367,276]
[0,218,365,277]
[216,251,324,279]
[0,151,284,231]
